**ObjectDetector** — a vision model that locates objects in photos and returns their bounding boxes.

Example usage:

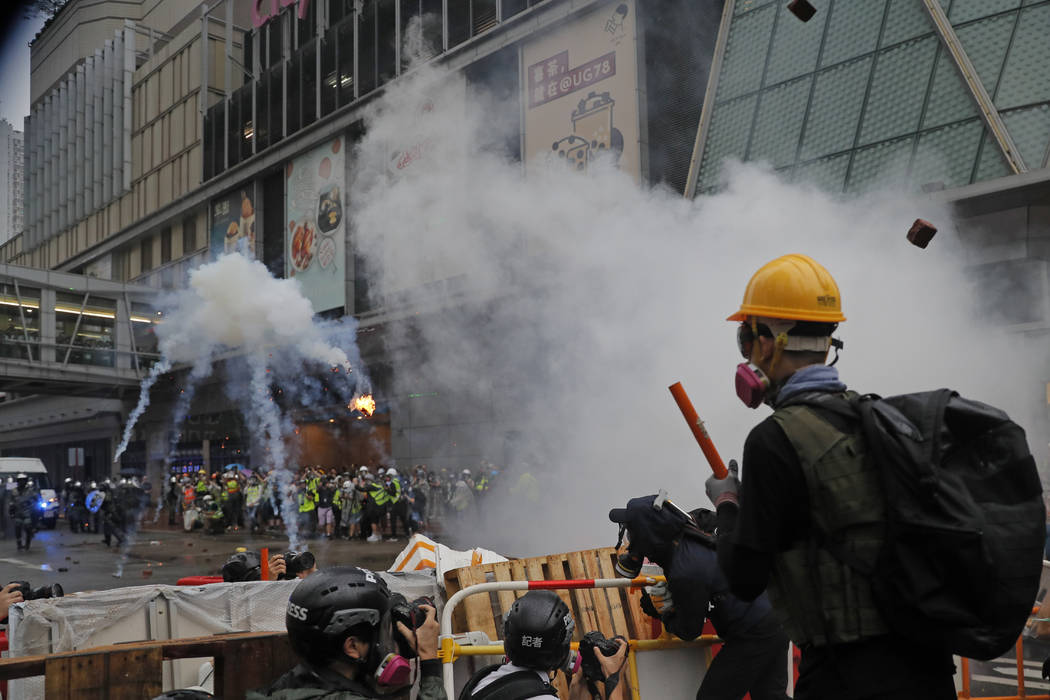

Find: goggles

[736,321,772,359]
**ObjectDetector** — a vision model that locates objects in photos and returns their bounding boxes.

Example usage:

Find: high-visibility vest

[369,483,389,506]
[245,484,262,507]
[183,486,196,508]
[297,489,317,513]
[226,479,240,494]
[385,478,402,504]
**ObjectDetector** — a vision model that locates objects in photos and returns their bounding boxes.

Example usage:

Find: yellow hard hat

[727,254,845,323]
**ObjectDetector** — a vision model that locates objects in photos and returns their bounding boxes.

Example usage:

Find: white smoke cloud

[347,61,1044,557]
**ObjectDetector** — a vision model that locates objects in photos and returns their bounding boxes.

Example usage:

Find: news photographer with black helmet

[459,590,629,700]
[247,565,445,699]
[609,494,789,700]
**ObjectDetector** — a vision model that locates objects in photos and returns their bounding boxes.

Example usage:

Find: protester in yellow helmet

[705,254,956,700]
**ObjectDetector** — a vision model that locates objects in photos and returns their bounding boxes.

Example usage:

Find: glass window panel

[698,95,758,191]
[227,92,241,166]
[0,283,40,361]
[302,41,318,126]
[255,70,269,150]
[502,0,527,20]
[297,0,316,47]
[846,135,914,193]
[716,4,776,101]
[1001,103,1050,169]
[269,67,284,145]
[448,0,470,49]
[793,153,850,193]
[473,0,498,35]
[859,36,937,145]
[973,129,1011,182]
[922,48,979,128]
[377,0,397,85]
[954,12,1015,99]
[764,3,828,86]
[321,28,337,115]
[338,20,355,105]
[359,2,377,95]
[130,302,159,357]
[949,0,1021,25]
[287,53,302,135]
[820,0,887,68]
[881,0,933,46]
[239,86,253,157]
[749,76,811,167]
[735,1,775,15]
[995,5,1050,109]
[56,293,115,367]
[910,118,983,189]
[800,57,873,160]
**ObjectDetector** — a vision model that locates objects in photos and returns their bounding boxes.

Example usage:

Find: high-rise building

[0,119,25,245]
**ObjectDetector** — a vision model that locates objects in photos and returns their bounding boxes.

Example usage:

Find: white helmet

[342,480,352,490]
[358,465,369,473]
[386,468,398,477]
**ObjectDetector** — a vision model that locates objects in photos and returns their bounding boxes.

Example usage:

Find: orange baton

[668,381,728,479]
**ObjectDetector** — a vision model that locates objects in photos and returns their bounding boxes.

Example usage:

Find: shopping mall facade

[0,0,1048,485]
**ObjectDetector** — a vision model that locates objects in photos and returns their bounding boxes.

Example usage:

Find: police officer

[166,476,180,526]
[100,481,126,547]
[9,473,39,552]
[610,495,788,700]
[67,481,89,533]
[247,566,446,699]
[460,590,628,700]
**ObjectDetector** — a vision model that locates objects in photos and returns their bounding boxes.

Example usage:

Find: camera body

[391,594,434,658]
[9,581,64,601]
[579,630,621,682]
[278,551,316,580]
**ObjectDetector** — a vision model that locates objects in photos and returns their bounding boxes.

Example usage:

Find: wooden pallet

[0,631,297,700]
[444,546,659,644]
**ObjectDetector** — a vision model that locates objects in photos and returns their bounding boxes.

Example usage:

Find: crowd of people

[158,462,502,541]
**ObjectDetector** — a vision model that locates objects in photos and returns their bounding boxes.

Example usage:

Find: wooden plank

[625,587,652,640]
[107,647,163,700]
[460,567,500,642]
[524,557,545,587]
[44,656,72,700]
[544,555,574,614]
[509,559,528,598]
[582,550,615,637]
[68,652,107,700]
[596,548,631,637]
[566,550,598,635]
[491,561,517,614]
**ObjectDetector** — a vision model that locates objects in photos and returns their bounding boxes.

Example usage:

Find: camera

[9,581,64,601]
[278,551,316,580]
[579,631,622,683]
[391,594,434,659]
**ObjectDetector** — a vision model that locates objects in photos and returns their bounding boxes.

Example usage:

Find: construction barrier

[439,575,718,699]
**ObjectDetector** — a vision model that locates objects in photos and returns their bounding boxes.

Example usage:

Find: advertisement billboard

[522,0,641,180]
[209,185,257,260]
[286,137,346,313]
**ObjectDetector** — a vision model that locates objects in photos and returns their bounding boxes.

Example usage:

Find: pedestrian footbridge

[0,264,161,398]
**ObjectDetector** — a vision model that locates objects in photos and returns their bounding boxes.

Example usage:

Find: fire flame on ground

[350,394,376,417]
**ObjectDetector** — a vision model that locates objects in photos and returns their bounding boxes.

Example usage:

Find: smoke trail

[114,359,172,462]
[247,352,301,550]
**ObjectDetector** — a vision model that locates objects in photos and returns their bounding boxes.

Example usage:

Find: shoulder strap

[461,665,556,700]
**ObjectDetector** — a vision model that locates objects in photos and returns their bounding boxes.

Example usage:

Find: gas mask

[613,525,643,578]
[734,362,772,409]
[343,610,414,693]
[373,652,412,688]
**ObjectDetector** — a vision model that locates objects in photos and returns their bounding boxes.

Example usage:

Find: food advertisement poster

[209,185,257,260]
[285,137,346,313]
[522,0,641,180]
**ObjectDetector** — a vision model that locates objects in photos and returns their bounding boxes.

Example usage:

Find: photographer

[247,566,446,699]
[459,590,629,700]
[609,495,788,700]
[0,582,24,622]
[267,551,317,581]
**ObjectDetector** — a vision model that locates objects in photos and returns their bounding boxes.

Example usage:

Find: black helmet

[502,590,574,670]
[221,551,261,582]
[285,566,397,671]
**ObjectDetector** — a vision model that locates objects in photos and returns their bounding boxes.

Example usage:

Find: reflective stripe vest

[368,482,389,506]
[385,478,401,504]
[183,486,196,508]
[297,488,317,513]
[226,479,240,494]
[768,399,888,647]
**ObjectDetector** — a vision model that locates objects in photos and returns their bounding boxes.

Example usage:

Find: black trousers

[14,518,33,550]
[699,613,790,700]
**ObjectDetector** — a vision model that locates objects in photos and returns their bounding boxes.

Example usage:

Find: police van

[0,457,59,529]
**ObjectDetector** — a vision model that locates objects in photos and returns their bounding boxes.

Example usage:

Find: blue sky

[0,5,47,129]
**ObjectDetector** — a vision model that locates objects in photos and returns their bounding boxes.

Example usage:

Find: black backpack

[457,663,555,700]
[796,388,1045,660]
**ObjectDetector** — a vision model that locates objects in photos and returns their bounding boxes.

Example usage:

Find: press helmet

[285,566,397,670]
[502,590,574,670]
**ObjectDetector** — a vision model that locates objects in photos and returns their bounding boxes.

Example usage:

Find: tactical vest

[769,398,889,647]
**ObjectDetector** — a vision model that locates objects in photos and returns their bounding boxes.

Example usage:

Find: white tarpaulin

[389,534,508,580]
[6,572,441,698]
